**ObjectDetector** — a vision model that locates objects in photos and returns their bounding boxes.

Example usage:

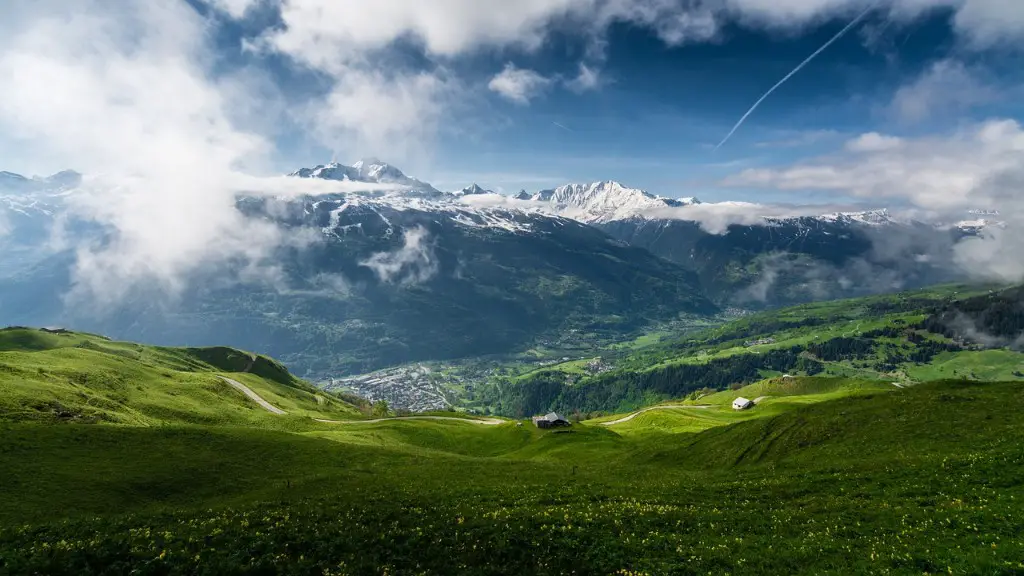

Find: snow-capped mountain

[521,181,698,223]
[0,170,82,247]
[289,158,442,196]
[0,170,80,193]
[452,183,493,197]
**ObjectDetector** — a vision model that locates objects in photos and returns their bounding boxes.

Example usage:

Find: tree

[371,399,391,418]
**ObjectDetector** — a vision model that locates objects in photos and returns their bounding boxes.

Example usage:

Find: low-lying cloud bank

[725,120,1024,283]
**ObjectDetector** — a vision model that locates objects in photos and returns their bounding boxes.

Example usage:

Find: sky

[1,0,1023,295]
[0,0,1021,203]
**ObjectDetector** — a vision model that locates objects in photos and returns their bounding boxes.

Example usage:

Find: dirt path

[315,416,504,426]
[218,376,286,415]
[752,396,769,404]
[599,404,712,426]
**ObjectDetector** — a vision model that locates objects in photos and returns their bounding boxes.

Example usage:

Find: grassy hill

[0,327,362,427]
[485,284,1024,416]
[2,325,1024,576]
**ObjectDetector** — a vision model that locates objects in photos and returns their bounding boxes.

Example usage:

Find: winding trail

[599,404,712,426]
[315,416,504,426]
[218,376,286,415]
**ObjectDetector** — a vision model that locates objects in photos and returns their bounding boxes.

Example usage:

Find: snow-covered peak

[526,181,685,223]
[0,171,30,185]
[453,183,492,196]
[0,169,80,193]
[678,196,701,205]
[351,158,408,183]
[816,209,898,226]
[289,160,441,196]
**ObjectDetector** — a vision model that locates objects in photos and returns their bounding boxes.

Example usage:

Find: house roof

[535,412,568,422]
[733,397,752,405]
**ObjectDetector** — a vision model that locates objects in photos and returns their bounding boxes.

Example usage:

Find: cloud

[244,0,1024,164]
[727,119,1023,210]
[890,60,998,123]
[204,0,261,18]
[0,1,405,307]
[724,118,1024,281]
[845,132,903,152]
[3,0,1023,307]
[0,1,293,303]
[643,201,863,234]
[566,63,603,92]
[359,225,438,285]
[312,69,455,164]
[488,64,553,104]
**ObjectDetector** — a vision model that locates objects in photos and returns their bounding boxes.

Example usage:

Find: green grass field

[3,323,1024,574]
[0,327,362,429]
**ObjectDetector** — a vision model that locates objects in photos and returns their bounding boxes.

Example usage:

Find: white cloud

[845,132,903,152]
[954,0,1024,47]
[311,69,454,165]
[0,1,287,304]
[567,63,602,92]
[488,64,553,104]
[890,60,998,123]
[727,120,1023,210]
[204,0,261,18]
[642,201,862,233]
[359,225,438,285]
[724,118,1024,280]
[726,0,1024,47]
[245,0,1024,164]
[0,0,394,306]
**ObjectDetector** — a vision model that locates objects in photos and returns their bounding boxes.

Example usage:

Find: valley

[327,284,1024,415]
[0,159,999,389]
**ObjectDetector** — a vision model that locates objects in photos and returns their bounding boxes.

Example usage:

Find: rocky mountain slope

[0,161,715,379]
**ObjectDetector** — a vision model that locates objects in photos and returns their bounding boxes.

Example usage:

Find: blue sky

[218,1,1022,204]
[2,0,1023,208]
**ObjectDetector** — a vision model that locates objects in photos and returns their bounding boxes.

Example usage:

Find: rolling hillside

[0,327,362,426]
[486,284,1024,416]
[2,354,1023,573]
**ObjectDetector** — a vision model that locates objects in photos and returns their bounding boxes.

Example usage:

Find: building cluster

[325,365,451,412]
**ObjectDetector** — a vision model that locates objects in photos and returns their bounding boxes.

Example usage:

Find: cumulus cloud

[0,1,283,303]
[890,60,998,123]
[566,63,603,92]
[845,132,903,152]
[247,0,1024,165]
[488,64,553,104]
[359,226,439,285]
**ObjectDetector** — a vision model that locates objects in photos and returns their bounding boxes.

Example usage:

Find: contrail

[715,3,877,150]
[552,121,574,132]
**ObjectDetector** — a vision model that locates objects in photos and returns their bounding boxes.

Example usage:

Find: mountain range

[0,159,996,378]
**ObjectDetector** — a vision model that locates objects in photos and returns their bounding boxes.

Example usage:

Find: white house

[732,397,754,410]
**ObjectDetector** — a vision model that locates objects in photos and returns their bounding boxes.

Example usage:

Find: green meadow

[2,326,1023,574]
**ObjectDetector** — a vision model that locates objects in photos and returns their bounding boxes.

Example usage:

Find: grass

[905,349,1024,381]
[3,325,1024,574]
[0,327,361,429]
[3,373,1024,573]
